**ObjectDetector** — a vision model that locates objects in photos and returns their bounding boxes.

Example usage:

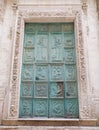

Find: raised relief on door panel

[34,83,48,98]
[36,35,48,62]
[22,83,33,97]
[23,48,34,63]
[25,34,35,47]
[20,99,32,117]
[50,82,64,98]
[65,65,76,81]
[38,25,48,32]
[35,66,48,81]
[65,49,75,63]
[49,100,64,117]
[65,99,79,117]
[50,65,63,81]
[65,82,77,98]
[34,99,48,117]
[25,24,35,33]
[22,65,33,81]
[50,34,63,62]
[64,34,74,47]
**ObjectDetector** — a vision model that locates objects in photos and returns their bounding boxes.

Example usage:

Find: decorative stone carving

[12,0,18,10]
[8,7,93,119]
[9,13,22,118]
[81,105,90,118]
[76,12,87,93]
[18,6,81,18]
[81,0,88,15]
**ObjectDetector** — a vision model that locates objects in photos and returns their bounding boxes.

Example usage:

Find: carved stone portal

[8,6,94,119]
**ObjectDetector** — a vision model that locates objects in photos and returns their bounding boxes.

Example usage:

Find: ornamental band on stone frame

[8,8,91,119]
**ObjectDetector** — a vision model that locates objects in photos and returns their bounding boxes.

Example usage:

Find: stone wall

[0,0,99,129]
[0,126,99,130]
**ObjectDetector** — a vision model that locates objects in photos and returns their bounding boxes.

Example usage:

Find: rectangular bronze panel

[21,65,34,81]
[65,99,79,118]
[49,99,64,117]
[21,83,33,97]
[20,99,33,117]
[33,99,48,117]
[34,83,48,98]
[49,82,64,98]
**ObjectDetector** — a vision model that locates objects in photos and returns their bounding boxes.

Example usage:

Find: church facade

[0,0,99,129]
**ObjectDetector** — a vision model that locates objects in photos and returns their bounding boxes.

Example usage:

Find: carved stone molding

[8,7,93,119]
[12,0,18,10]
[9,13,22,118]
[81,0,88,15]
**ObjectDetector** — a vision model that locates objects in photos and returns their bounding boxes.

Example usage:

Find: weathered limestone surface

[0,0,99,129]
[0,0,15,123]
[0,126,99,130]
[0,0,5,124]
[18,0,81,5]
[86,0,99,121]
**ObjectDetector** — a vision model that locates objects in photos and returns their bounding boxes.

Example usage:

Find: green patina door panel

[19,23,79,118]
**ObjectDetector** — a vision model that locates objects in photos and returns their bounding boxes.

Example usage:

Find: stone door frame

[2,6,96,122]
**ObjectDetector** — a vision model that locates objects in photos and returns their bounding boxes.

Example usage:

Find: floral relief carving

[9,8,91,119]
[76,12,87,93]
[9,13,22,118]
[81,106,89,118]
[19,6,81,18]
[75,12,91,118]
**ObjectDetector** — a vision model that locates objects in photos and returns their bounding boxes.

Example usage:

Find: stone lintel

[1,119,97,126]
